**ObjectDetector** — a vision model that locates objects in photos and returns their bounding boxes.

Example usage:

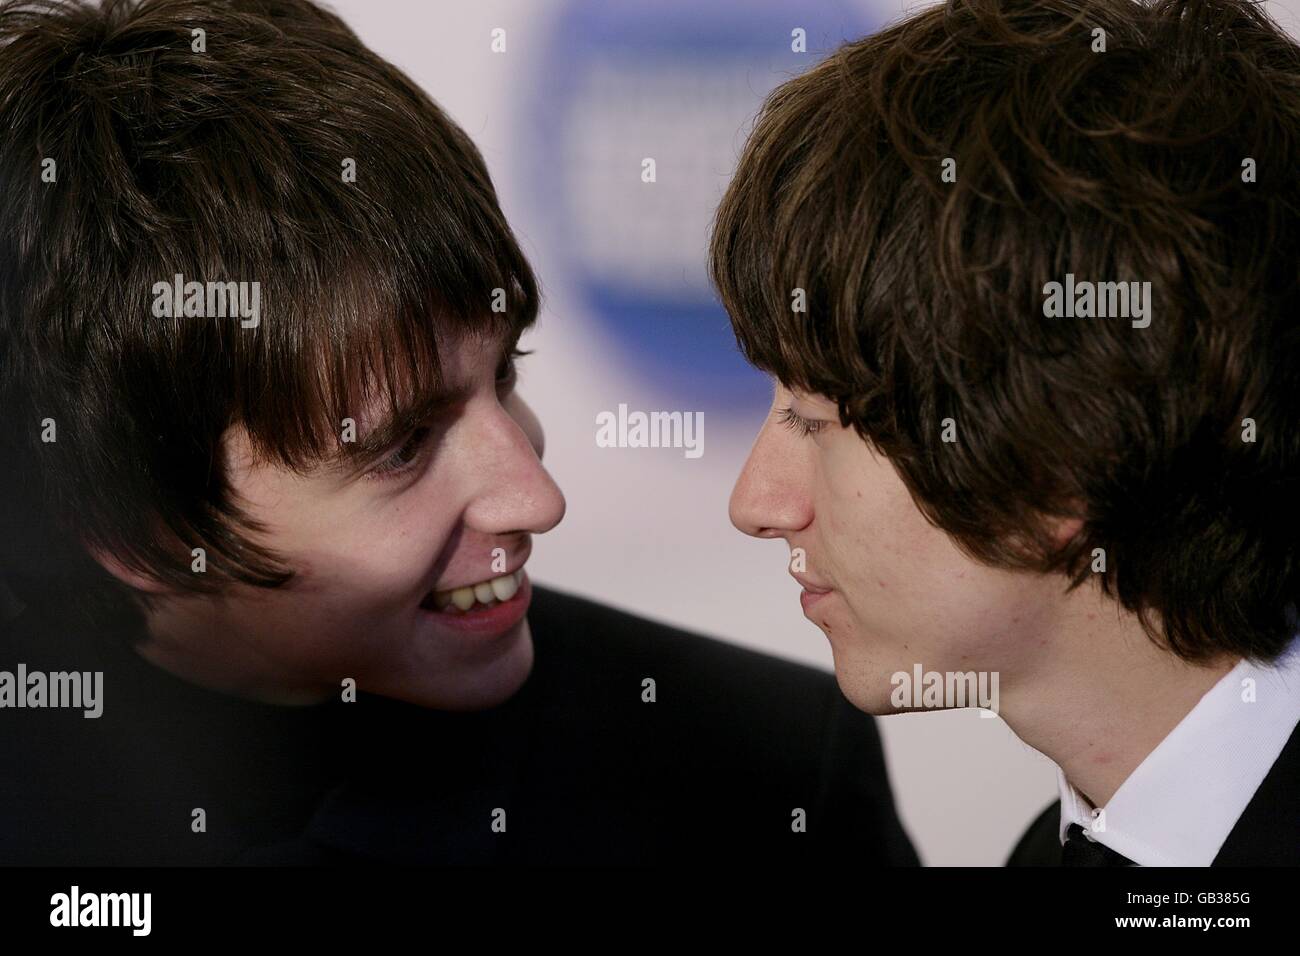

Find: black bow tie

[1062,823,1135,866]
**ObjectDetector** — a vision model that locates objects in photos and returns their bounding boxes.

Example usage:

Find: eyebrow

[323,328,526,476]
[324,380,475,476]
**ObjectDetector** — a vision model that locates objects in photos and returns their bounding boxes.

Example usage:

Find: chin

[832,672,900,716]
[407,621,536,712]
[827,641,902,716]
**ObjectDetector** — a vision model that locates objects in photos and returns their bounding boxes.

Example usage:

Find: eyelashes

[496,347,527,390]
[775,405,827,437]
[368,426,434,480]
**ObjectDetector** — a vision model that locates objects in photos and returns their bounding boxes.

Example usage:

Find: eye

[367,426,434,481]
[496,347,528,392]
[776,405,827,438]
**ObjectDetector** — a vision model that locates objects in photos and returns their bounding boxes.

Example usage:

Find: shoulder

[1215,718,1300,865]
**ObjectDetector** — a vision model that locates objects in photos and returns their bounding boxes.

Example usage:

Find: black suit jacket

[0,583,919,866]
[1007,721,1300,866]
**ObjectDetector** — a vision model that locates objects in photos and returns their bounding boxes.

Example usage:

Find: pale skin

[93,329,566,712]
[729,381,1237,808]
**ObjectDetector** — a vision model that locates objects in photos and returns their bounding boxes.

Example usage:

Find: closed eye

[776,405,826,437]
[496,347,529,393]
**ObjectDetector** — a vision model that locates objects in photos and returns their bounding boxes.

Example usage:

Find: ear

[1046,515,1086,551]
[1053,516,1085,544]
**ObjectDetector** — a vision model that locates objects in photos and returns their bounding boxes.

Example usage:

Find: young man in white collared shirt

[709,0,1300,866]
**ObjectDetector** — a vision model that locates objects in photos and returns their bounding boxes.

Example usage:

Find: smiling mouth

[420,569,525,614]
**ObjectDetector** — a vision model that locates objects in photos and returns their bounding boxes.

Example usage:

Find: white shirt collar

[1055,632,1300,866]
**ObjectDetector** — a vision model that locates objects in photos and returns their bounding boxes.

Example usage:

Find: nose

[463,396,566,537]
[729,417,813,539]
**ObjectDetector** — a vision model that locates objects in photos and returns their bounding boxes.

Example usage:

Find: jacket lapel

[1214,720,1300,865]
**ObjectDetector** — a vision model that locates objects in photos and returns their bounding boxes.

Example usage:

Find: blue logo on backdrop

[528,0,875,410]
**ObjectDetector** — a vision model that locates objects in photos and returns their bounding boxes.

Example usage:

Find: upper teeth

[433,570,523,612]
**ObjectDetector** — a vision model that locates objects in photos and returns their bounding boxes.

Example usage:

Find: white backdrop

[335,0,1300,865]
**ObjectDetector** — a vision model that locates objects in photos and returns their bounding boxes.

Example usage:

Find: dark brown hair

[711,0,1300,663]
[0,0,538,629]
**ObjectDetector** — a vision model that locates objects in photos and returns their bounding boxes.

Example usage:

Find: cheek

[350,502,459,598]
[229,432,435,603]
[813,446,1009,642]
[271,496,455,610]
[814,443,915,587]
[831,494,1053,663]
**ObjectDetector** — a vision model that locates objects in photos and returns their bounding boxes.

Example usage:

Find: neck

[1000,587,1237,807]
